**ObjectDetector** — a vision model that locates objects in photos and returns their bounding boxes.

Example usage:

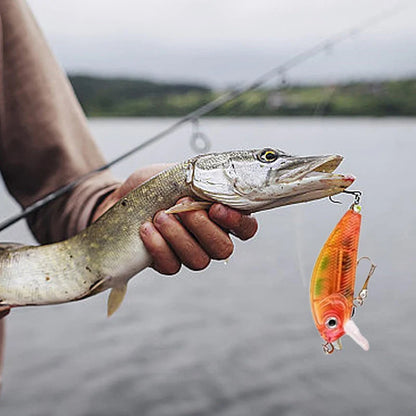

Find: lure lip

[344,319,370,351]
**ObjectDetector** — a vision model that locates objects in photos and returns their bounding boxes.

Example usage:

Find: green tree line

[69,74,416,117]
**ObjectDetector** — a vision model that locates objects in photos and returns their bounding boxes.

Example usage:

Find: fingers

[140,211,212,274]
[139,198,258,276]
[153,211,211,271]
[175,199,234,260]
[209,203,258,241]
[140,222,181,275]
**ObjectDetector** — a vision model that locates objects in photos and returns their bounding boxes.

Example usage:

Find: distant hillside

[69,75,211,116]
[68,74,416,117]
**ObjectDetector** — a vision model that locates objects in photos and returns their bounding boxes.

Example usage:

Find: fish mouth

[258,154,355,210]
[308,155,343,175]
[279,154,345,182]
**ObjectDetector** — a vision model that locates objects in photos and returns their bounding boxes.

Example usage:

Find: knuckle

[229,213,244,230]
[180,209,208,230]
[191,210,208,223]
[207,235,234,260]
[154,211,175,230]
[210,204,242,229]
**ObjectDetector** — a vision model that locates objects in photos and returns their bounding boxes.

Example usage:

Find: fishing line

[293,205,309,288]
[0,2,410,232]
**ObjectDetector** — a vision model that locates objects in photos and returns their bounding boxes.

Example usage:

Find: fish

[309,201,376,353]
[0,148,354,316]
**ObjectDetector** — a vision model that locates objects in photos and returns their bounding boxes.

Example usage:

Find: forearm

[0,0,120,243]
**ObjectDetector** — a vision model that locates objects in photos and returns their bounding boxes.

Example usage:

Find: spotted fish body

[310,206,369,351]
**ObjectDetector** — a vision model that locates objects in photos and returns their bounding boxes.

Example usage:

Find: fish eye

[257,148,279,163]
[325,317,338,329]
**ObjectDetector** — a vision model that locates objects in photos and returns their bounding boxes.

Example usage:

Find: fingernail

[140,222,154,236]
[154,211,169,226]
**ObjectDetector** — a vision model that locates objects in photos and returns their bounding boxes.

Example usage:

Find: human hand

[93,164,258,275]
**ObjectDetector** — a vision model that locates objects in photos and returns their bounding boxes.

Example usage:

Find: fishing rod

[0,3,409,232]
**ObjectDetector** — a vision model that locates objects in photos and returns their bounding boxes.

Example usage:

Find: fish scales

[0,162,192,307]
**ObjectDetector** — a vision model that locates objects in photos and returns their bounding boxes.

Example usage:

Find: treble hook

[343,189,362,206]
[322,342,335,354]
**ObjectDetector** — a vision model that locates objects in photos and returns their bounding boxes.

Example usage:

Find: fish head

[313,294,369,350]
[189,148,355,213]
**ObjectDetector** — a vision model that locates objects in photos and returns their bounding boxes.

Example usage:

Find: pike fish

[0,148,354,315]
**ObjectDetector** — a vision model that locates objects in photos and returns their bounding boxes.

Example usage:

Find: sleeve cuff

[27,170,121,244]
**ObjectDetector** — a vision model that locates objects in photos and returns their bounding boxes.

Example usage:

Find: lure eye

[257,148,279,163]
[325,317,338,329]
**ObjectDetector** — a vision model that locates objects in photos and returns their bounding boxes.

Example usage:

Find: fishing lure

[310,192,376,354]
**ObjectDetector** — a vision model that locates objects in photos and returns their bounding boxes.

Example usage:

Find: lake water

[1,117,416,416]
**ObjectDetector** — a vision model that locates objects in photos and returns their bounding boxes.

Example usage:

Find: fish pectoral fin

[165,201,212,214]
[107,284,128,317]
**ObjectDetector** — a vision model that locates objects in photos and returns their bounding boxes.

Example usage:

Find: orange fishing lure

[310,195,375,354]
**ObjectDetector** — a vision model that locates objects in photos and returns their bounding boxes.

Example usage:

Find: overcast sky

[26,0,416,87]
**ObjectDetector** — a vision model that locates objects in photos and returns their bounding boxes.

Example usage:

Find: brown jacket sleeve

[0,0,120,243]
